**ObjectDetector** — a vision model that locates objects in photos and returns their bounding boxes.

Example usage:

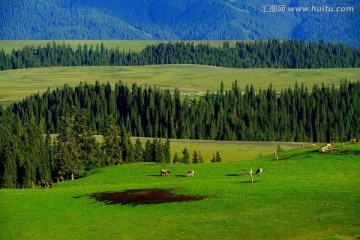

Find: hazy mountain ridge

[0,0,359,46]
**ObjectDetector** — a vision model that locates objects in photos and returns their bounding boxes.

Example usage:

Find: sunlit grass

[1,65,359,107]
[1,143,359,240]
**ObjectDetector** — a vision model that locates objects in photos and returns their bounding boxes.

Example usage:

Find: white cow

[187,170,195,177]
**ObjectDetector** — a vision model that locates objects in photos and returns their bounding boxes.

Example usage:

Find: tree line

[2,79,360,188]
[9,80,360,144]
[1,40,359,71]
[0,107,210,189]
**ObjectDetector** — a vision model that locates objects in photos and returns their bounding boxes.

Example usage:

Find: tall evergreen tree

[102,116,123,165]
[182,148,190,164]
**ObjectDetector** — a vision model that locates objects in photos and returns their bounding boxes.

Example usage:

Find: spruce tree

[182,148,190,164]
[102,116,123,165]
[192,150,198,164]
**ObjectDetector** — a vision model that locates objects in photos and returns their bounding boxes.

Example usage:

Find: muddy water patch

[90,188,207,206]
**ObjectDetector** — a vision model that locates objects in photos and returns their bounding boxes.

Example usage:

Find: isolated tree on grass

[197,152,204,163]
[182,148,190,164]
[192,150,198,164]
[211,151,221,162]
[173,152,180,164]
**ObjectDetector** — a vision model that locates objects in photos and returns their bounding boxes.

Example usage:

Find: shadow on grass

[90,188,207,206]
[175,174,187,178]
[226,173,241,177]
[275,150,317,161]
[240,180,261,184]
[147,174,163,177]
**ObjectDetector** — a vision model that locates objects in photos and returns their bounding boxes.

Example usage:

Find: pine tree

[134,138,144,162]
[173,152,180,164]
[102,116,123,165]
[152,139,164,163]
[163,138,171,163]
[144,140,153,162]
[192,150,198,164]
[182,148,190,164]
[215,151,222,162]
[198,152,204,163]
[53,115,80,181]
[211,154,216,163]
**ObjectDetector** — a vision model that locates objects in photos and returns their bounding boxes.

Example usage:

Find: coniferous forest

[1,40,360,71]
[1,40,360,188]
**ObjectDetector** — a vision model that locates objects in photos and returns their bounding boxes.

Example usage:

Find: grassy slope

[1,65,359,107]
[95,136,303,163]
[0,143,359,240]
[150,138,303,163]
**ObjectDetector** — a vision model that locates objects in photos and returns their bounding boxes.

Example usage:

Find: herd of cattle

[40,168,262,188]
[160,168,263,177]
[160,169,195,177]
[40,179,53,188]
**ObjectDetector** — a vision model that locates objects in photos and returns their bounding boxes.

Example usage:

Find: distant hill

[1,0,359,46]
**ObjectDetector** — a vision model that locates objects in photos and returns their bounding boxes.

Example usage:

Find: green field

[1,65,359,107]
[0,40,239,54]
[1,143,359,239]
[132,137,303,163]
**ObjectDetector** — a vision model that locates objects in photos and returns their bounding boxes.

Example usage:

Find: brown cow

[350,138,357,144]
[160,169,171,176]
[241,169,248,175]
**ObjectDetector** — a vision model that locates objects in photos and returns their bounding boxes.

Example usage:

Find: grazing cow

[40,179,52,188]
[256,168,263,174]
[350,138,357,144]
[187,170,195,177]
[160,169,171,176]
[241,169,248,175]
[311,144,317,147]
[41,179,47,188]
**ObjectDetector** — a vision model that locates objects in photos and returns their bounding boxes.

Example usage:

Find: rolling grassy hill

[1,65,359,107]
[0,143,359,239]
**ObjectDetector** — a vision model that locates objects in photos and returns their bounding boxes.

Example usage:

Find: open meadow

[0,40,359,239]
[1,65,359,107]
[0,143,359,239]
[137,138,303,163]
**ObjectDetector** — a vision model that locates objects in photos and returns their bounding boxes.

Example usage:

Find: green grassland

[147,138,303,163]
[94,136,303,163]
[1,143,359,239]
[0,40,239,54]
[1,65,359,107]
